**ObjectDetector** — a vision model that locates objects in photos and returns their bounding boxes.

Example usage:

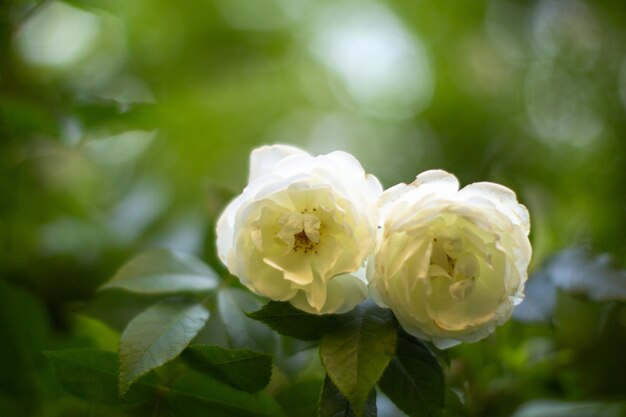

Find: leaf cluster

[44,248,445,417]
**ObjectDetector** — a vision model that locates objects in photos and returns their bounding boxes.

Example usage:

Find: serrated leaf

[45,349,155,405]
[247,301,334,341]
[218,288,277,353]
[378,337,445,417]
[119,299,209,396]
[165,370,286,417]
[100,248,219,295]
[319,301,397,417]
[184,344,272,392]
[319,376,376,417]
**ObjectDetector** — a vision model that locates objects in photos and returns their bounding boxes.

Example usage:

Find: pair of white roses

[217,145,531,348]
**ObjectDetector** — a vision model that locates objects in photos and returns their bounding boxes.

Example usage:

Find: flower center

[276,210,321,254]
[428,237,480,301]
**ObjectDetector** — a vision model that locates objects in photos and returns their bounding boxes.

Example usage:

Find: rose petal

[249,144,310,182]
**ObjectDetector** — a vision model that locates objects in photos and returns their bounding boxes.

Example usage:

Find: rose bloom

[367,170,531,348]
[216,145,382,314]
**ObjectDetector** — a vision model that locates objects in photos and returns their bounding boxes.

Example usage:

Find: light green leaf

[378,337,445,417]
[100,248,219,295]
[165,370,286,417]
[218,288,277,353]
[71,314,119,351]
[183,344,272,393]
[246,301,334,341]
[46,349,155,405]
[319,376,376,417]
[319,301,397,417]
[119,299,209,396]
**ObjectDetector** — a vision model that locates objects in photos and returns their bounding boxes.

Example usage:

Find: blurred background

[1,0,625,416]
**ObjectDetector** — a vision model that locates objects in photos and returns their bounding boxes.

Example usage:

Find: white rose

[367,170,531,348]
[216,144,382,315]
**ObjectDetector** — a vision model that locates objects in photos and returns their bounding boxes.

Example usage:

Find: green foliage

[45,349,155,405]
[119,299,209,395]
[0,280,52,416]
[247,301,335,341]
[183,344,272,393]
[319,377,377,417]
[275,380,323,417]
[3,0,626,415]
[378,337,445,417]
[218,288,277,353]
[100,248,219,295]
[165,371,286,417]
[70,314,120,351]
[319,302,397,417]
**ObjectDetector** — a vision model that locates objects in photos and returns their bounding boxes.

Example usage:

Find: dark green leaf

[276,379,323,417]
[443,389,468,417]
[0,280,50,403]
[119,299,209,395]
[319,301,397,417]
[183,344,272,393]
[45,349,155,405]
[378,337,444,417]
[553,292,606,349]
[319,376,376,417]
[247,301,334,341]
[165,370,286,417]
[100,248,219,295]
[218,288,277,353]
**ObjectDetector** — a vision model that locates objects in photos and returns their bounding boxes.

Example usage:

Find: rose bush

[367,170,531,348]
[216,144,382,314]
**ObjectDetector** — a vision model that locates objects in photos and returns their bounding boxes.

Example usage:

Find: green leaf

[443,389,468,417]
[0,279,50,403]
[45,349,155,405]
[319,301,397,417]
[276,379,323,417]
[100,248,219,295]
[183,344,272,393]
[246,301,334,341]
[71,314,119,351]
[218,288,277,353]
[319,376,377,417]
[119,299,209,396]
[378,336,445,417]
[165,370,286,417]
